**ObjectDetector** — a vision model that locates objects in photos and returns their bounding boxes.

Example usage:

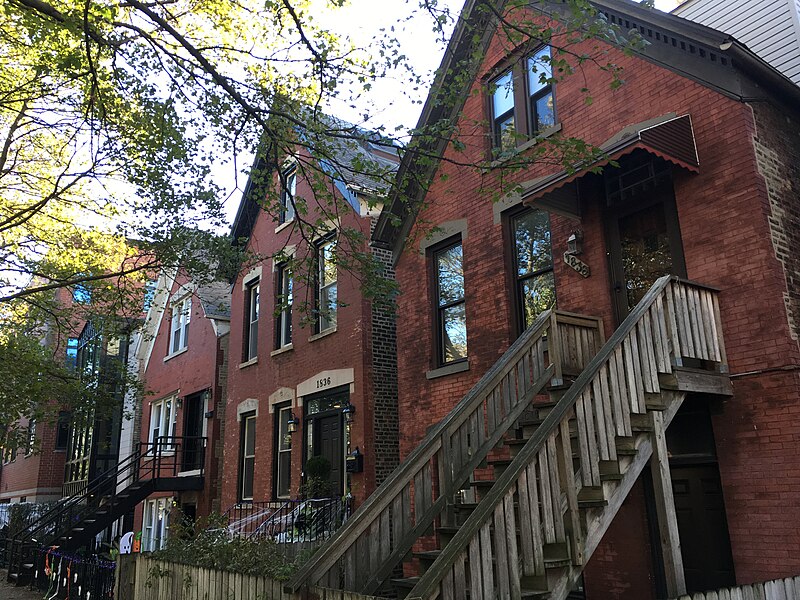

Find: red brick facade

[392,20,800,598]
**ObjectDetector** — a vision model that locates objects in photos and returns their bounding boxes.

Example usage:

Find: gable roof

[230,115,401,245]
[372,0,800,261]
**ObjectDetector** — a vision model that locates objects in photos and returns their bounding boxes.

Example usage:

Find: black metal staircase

[4,435,205,586]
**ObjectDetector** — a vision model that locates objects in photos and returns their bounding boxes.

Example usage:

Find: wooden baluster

[469,535,482,597]
[688,287,707,360]
[700,290,719,362]
[379,508,391,564]
[487,388,498,437]
[344,544,356,590]
[712,292,728,372]
[503,373,514,420]
[591,376,610,461]
[526,461,545,575]
[547,435,566,542]
[581,391,601,486]
[575,394,594,487]
[641,313,660,393]
[628,328,647,413]
[369,520,381,584]
[505,489,523,600]
[598,364,618,461]
[653,296,670,373]
[517,468,538,577]
[558,417,585,565]
[441,569,454,600]
[622,337,640,415]
[538,446,556,543]
[453,552,467,600]
[611,346,632,436]
[664,283,683,366]
[676,283,695,358]
[480,523,495,598]
[493,502,511,598]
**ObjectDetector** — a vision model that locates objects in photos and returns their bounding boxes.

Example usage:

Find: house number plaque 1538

[564,253,590,278]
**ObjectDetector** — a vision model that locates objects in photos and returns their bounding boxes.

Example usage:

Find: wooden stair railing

[405,275,727,600]
[286,309,603,595]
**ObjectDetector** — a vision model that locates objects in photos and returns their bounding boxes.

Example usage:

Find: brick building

[129,270,231,550]
[220,124,400,519]
[288,0,800,598]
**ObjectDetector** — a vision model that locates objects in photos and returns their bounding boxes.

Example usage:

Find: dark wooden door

[671,465,736,593]
[182,393,204,471]
[606,187,686,323]
[316,414,343,495]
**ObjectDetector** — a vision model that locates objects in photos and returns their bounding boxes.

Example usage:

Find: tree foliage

[0,0,647,433]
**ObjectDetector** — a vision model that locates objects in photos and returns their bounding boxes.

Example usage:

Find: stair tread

[391,576,420,589]
[413,550,442,560]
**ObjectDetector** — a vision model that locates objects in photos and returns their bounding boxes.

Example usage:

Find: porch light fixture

[566,231,583,255]
[286,413,299,434]
[342,403,356,424]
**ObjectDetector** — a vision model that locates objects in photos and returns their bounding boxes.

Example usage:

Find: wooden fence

[116,555,390,600]
[673,576,800,600]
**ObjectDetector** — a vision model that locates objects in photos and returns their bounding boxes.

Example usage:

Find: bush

[149,512,311,581]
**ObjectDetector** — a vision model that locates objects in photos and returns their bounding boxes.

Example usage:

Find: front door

[182,392,204,471]
[606,180,686,323]
[316,414,344,496]
[304,387,349,496]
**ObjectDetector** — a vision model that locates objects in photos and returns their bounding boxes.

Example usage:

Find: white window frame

[25,419,36,456]
[275,405,292,499]
[276,264,292,348]
[143,497,171,551]
[169,297,191,354]
[149,397,177,450]
[240,413,256,502]
[279,163,297,224]
[245,280,259,360]
[316,236,337,333]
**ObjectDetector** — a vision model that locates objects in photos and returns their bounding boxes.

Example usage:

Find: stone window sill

[163,346,188,362]
[270,344,294,357]
[275,219,295,234]
[238,357,258,369]
[309,327,337,343]
[426,360,470,380]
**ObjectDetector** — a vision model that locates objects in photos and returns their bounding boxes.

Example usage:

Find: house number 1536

[316,376,332,389]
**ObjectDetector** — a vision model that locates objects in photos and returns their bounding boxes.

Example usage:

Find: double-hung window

[169,297,190,353]
[434,239,467,364]
[244,280,259,360]
[274,405,292,499]
[316,236,337,332]
[239,413,256,502]
[25,420,36,455]
[149,397,177,448]
[143,498,171,551]
[280,164,297,224]
[490,46,555,153]
[511,209,556,332]
[275,264,292,348]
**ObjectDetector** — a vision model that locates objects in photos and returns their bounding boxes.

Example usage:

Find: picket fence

[116,555,389,600]
[673,575,800,600]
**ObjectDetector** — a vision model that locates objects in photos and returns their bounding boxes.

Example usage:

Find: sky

[221,0,682,222]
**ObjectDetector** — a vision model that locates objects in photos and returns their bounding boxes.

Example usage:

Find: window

[279,164,297,224]
[72,283,91,304]
[512,209,556,331]
[274,405,293,499]
[149,397,177,448]
[244,280,259,360]
[169,297,191,353]
[275,264,293,348]
[143,498,171,551]
[65,338,78,371]
[490,46,555,152]
[143,279,158,312]
[55,412,70,450]
[316,236,337,332]
[239,413,256,501]
[25,420,36,455]
[434,240,467,364]
[3,444,16,464]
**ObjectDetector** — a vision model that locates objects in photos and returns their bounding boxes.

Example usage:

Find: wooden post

[649,411,686,597]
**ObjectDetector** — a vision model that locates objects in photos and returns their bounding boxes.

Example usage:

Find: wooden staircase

[287,276,730,599]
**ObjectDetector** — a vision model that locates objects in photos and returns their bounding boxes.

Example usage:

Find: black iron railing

[222,497,351,547]
[4,435,205,578]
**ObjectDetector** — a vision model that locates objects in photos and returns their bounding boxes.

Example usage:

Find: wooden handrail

[406,276,726,599]
[286,308,572,593]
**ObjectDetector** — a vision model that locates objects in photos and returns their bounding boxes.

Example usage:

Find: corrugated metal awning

[521,114,699,214]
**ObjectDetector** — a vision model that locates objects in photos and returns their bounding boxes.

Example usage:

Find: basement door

[604,162,686,324]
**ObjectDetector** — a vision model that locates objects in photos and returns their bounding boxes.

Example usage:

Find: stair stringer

[547,390,686,600]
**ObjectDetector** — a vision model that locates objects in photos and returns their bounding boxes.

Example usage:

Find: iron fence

[31,547,116,599]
